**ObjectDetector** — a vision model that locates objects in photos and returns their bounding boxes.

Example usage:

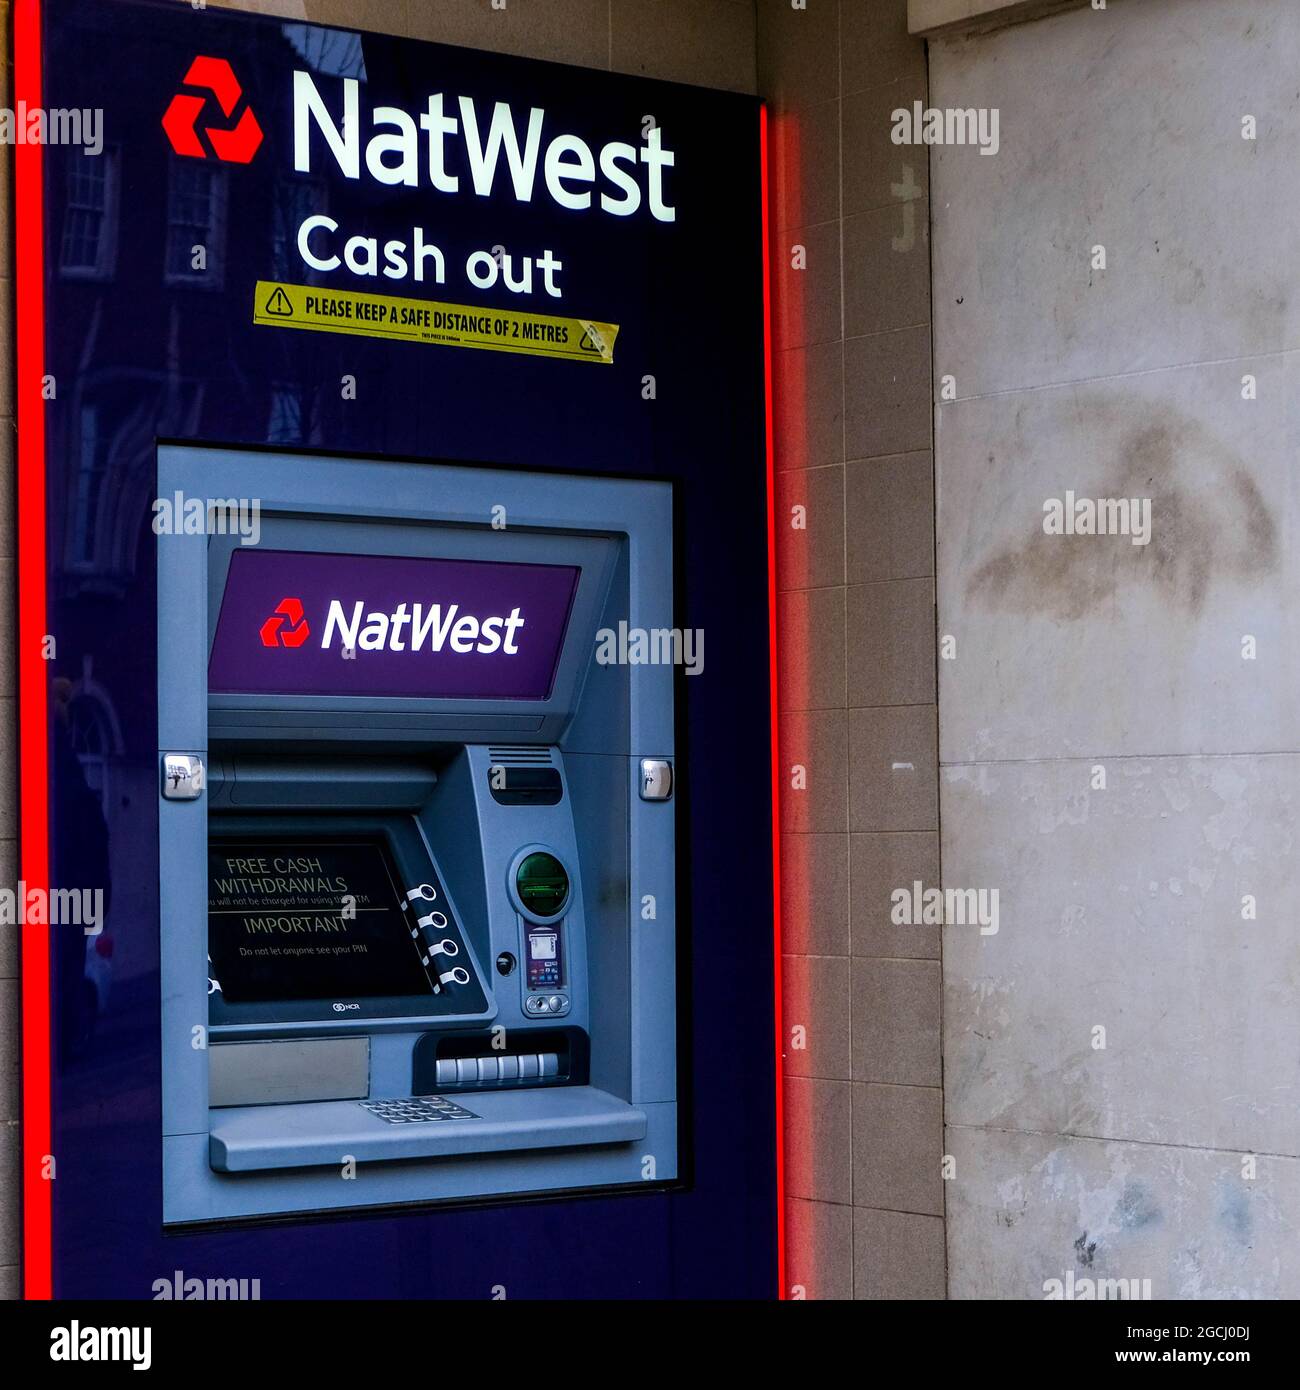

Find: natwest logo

[320,600,525,656]
[211,550,578,702]
[163,56,263,164]
[257,596,527,657]
[260,598,311,648]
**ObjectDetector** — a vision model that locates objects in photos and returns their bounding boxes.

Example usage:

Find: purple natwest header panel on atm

[209,549,580,700]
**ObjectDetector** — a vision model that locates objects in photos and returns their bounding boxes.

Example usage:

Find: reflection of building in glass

[272,177,324,281]
[45,11,390,799]
[165,159,227,287]
[60,147,119,278]
[63,381,206,587]
[66,655,125,820]
[70,402,106,569]
[268,383,306,443]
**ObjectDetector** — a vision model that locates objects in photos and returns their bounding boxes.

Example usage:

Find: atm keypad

[360,1096,480,1124]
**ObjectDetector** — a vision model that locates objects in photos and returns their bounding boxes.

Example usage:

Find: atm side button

[498,1055,520,1081]
[455,1058,476,1084]
[435,1059,458,1087]
[539,1052,560,1079]
[518,1054,540,1080]
[476,1057,498,1083]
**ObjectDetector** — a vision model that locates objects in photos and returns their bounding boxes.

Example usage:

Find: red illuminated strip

[15,0,51,1301]
[759,103,786,1301]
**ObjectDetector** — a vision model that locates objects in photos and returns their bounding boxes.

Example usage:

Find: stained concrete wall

[909,0,1089,40]
[931,0,1300,1297]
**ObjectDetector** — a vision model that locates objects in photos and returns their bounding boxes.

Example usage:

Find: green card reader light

[510,850,571,1017]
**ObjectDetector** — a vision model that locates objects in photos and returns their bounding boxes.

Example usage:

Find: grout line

[775,459,847,475]
[788,1197,944,1219]
[835,0,851,1223]
[782,215,847,235]
[840,447,933,466]
[919,28,950,1303]
[852,1203,945,1220]
[843,194,932,220]
[840,574,936,589]
[941,346,1297,406]
[940,748,1300,769]
[945,1120,1300,1164]
[844,321,934,344]
[848,319,932,337]
[782,952,939,965]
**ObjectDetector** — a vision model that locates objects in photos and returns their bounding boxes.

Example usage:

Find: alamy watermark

[50,1323,150,1370]
[1,884,103,935]
[1044,1270,1152,1300]
[1,103,102,155]
[595,622,704,676]
[152,1270,262,1300]
[1043,491,1151,546]
[891,881,999,936]
[152,491,262,546]
[891,102,999,156]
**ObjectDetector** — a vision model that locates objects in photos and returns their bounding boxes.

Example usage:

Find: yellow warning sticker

[252,280,618,365]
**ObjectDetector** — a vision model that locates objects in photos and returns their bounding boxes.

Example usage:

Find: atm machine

[159,447,679,1222]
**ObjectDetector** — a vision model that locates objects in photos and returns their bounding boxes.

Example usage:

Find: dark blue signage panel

[210,550,578,699]
[31,0,775,1300]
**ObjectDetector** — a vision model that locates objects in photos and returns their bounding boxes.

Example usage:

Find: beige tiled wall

[236,0,756,91]
[761,0,944,1299]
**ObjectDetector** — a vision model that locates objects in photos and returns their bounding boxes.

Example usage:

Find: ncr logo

[259,598,311,649]
[162,56,263,164]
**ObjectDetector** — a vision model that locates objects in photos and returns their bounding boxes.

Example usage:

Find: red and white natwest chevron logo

[162,56,263,164]
[259,598,310,648]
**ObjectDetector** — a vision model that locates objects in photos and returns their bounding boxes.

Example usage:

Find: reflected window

[67,658,125,821]
[68,691,113,812]
[268,385,305,444]
[60,148,119,279]
[165,161,227,287]
[273,178,325,281]
[70,404,106,568]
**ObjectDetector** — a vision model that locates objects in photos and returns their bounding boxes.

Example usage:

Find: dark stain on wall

[1115,1181,1162,1230]
[967,407,1278,621]
[1217,1182,1253,1244]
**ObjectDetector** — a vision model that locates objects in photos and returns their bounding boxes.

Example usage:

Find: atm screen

[207,839,435,1003]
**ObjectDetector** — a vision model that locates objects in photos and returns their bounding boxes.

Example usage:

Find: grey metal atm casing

[158,447,677,1224]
